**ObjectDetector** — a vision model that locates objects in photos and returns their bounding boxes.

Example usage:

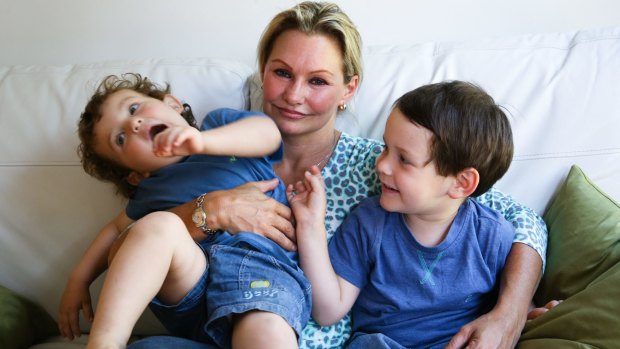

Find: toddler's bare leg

[232,310,298,349]
[86,211,207,349]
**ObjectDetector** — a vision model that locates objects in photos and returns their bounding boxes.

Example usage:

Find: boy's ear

[126,171,150,186]
[163,94,184,113]
[448,167,479,199]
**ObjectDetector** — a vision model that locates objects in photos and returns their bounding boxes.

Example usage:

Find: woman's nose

[283,80,305,105]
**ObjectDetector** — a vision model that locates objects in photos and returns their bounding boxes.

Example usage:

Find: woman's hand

[527,300,561,320]
[199,179,297,250]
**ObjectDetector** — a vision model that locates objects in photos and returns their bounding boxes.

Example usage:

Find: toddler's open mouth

[149,124,168,140]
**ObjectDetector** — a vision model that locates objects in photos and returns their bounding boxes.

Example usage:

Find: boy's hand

[152,125,204,156]
[58,278,94,340]
[286,166,326,230]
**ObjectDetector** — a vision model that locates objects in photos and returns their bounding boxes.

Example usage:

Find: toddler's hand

[153,125,203,156]
[58,279,94,340]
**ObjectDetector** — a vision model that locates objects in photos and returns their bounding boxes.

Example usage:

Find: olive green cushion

[0,285,58,349]
[518,165,620,348]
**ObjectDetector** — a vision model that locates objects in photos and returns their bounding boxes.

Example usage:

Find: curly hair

[77,73,197,198]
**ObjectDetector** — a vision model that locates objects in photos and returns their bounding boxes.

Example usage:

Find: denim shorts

[149,236,311,348]
[148,239,213,344]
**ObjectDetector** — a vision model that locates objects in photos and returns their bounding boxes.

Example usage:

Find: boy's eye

[274,69,291,79]
[399,155,410,165]
[128,103,139,115]
[115,132,126,146]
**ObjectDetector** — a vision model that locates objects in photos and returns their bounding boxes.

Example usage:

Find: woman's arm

[167,179,296,250]
[476,187,548,267]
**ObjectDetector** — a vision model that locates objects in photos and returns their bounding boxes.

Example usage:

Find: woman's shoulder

[337,132,383,159]
[340,132,383,147]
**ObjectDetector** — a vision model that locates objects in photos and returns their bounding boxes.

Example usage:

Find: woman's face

[261,30,358,138]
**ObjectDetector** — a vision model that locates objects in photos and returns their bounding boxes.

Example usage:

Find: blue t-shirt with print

[328,195,514,348]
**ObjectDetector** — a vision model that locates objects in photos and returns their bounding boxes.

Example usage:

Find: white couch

[1,25,619,348]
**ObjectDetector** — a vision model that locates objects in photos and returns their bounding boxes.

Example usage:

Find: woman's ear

[448,167,479,199]
[341,75,360,105]
[163,94,184,113]
[126,171,150,186]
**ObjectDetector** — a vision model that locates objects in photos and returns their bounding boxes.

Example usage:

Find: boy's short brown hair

[77,73,197,198]
[395,81,514,197]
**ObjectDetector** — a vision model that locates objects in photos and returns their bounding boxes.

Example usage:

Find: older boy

[289,81,515,348]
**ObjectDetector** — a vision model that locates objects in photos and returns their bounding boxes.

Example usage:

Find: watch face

[192,208,206,227]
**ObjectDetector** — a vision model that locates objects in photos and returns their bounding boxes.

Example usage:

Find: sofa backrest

[250,25,620,214]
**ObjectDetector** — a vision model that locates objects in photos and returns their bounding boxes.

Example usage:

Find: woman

[132,2,548,348]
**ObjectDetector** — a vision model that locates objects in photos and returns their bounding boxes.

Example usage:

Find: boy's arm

[58,211,133,339]
[288,168,360,326]
[155,115,282,158]
[298,225,360,325]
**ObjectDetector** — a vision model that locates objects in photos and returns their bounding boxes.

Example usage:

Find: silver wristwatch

[191,193,219,235]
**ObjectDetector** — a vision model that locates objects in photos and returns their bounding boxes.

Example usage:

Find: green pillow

[0,285,58,349]
[518,165,620,348]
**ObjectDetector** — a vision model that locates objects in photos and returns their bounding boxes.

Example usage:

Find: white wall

[2,0,620,67]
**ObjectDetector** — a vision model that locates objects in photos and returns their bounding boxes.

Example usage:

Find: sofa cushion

[518,165,620,348]
[0,285,58,349]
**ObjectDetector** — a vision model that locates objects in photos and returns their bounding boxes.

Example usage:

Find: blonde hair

[257,1,362,84]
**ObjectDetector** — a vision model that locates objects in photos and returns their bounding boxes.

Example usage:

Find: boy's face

[376,109,456,217]
[94,89,188,175]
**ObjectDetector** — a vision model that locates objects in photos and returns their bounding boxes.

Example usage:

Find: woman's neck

[275,128,340,186]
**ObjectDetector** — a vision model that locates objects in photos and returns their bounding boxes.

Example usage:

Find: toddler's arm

[287,167,360,326]
[153,116,281,158]
[58,211,133,340]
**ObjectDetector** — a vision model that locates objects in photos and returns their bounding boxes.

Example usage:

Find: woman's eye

[128,103,139,115]
[310,77,327,86]
[274,69,291,78]
[115,132,126,146]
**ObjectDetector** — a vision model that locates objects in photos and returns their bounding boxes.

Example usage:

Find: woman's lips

[276,106,306,119]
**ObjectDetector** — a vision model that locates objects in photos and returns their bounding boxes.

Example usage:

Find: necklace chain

[315,131,339,169]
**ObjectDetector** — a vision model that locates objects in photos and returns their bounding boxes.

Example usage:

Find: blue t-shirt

[328,196,514,348]
[126,108,290,258]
